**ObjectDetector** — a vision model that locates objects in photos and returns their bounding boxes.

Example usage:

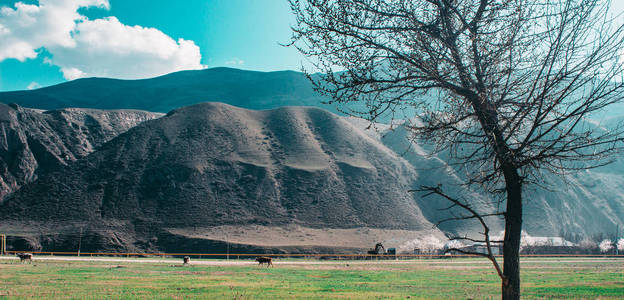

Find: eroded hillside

[0,103,444,252]
[0,103,161,201]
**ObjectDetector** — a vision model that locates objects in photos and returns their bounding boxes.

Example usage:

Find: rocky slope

[0,103,160,201]
[354,119,624,238]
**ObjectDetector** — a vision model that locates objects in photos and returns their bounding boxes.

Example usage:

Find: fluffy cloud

[26,81,41,90]
[0,0,204,80]
[50,16,204,79]
[0,0,108,61]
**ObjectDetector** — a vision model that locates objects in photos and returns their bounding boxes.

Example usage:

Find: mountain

[0,67,334,115]
[360,120,624,238]
[0,103,160,201]
[0,103,445,252]
[0,102,620,252]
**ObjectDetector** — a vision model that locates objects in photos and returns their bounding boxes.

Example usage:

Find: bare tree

[289,0,624,298]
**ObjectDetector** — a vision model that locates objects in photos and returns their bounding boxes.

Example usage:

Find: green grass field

[0,257,622,299]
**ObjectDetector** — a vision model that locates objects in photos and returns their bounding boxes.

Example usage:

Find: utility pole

[1,234,6,256]
[77,228,83,257]
[226,234,230,261]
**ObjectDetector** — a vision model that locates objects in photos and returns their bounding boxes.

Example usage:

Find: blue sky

[91,0,302,70]
[1,0,623,92]
[0,0,303,91]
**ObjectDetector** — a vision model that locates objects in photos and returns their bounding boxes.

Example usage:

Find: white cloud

[225,58,245,65]
[50,16,204,79]
[26,81,41,90]
[59,67,86,80]
[0,0,108,61]
[0,0,205,80]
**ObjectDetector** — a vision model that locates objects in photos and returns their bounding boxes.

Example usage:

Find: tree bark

[502,165,522,300]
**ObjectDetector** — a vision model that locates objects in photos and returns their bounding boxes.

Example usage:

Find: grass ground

[0,256,622,299]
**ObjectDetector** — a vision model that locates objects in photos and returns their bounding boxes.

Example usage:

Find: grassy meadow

[0,256,622,299]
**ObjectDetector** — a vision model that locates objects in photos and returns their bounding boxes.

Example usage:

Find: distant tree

[289,0,624,298]
[599,239,615,253]
[579,238,598,250]
[591,232,607,243]
[559,228,582,243]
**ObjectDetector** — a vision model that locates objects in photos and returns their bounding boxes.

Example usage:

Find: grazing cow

[255,256,273,267]
[16,253,33,263]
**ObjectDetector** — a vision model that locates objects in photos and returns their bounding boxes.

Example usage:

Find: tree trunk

[502,166,522,300]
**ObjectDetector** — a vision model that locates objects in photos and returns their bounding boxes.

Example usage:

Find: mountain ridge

[0,67,333,115]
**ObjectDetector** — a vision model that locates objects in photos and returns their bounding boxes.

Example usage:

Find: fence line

[3,250,623,259]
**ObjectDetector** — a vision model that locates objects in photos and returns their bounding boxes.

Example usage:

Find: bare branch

[413,185,505,281]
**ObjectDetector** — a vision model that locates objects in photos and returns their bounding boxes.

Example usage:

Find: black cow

[255,256,273,267]
[16,253,33,263]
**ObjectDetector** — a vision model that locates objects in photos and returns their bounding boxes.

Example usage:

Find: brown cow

[255,256,273,267]
[16,253,33,263]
